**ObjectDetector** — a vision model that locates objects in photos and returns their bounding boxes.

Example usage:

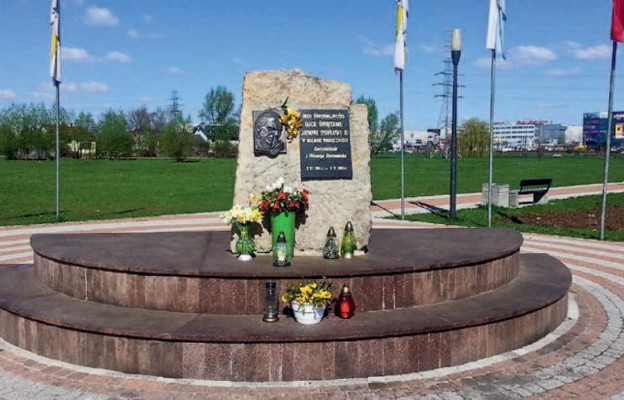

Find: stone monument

[232,70,372,255]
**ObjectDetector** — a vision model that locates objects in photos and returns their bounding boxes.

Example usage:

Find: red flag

[612,0,624,43]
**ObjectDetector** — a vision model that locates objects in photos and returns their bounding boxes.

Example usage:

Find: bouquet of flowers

[220,203,262,227]
[281,279,333,307]
[256,177,310,215]
[279,98,303,142]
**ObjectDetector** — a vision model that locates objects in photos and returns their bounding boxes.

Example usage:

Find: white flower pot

[290,301,326,325]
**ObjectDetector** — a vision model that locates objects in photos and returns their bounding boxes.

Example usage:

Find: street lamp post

[449,29,462,219]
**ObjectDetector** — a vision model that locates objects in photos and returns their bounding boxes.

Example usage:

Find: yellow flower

[250,193,261,204]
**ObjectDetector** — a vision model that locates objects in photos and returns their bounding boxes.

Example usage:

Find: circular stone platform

[0,228,571,381]
[31,228,521,314]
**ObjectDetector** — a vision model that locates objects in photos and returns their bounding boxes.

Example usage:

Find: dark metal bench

[518,178,552,204]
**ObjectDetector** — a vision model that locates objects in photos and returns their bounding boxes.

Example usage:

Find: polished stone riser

[0,296,567,381]
[33,253,519,314]
[0,252,571,382]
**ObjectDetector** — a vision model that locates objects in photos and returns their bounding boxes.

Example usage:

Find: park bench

[518,178,552,204]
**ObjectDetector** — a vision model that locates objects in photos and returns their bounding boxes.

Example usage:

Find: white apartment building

[492,121,543,151]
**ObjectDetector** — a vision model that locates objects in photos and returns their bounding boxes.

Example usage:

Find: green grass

[403,193,624,241]
[371,153,624,199]
[0,153,623,227]
[0,158,236,226]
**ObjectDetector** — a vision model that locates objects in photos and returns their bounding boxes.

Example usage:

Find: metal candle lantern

[323,227,340,259]
[262,282,279,322]
[340,221,356,259]
[335,283,356,319]
[273,232,291,267]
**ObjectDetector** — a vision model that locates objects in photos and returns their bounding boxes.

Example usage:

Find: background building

[492,121,544,151]
[583,111,624,150]
[536,124,567,147]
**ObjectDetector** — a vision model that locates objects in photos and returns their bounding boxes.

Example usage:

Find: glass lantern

[323,227,340,259]
[262,282,279,322]
[273,232,291,267]
[335,283,356,319]
[340,221,356,259]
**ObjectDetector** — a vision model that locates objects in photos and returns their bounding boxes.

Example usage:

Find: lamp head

[451,29,462,52]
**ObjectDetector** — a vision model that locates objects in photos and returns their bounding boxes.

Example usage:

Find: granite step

[0,254,570,343]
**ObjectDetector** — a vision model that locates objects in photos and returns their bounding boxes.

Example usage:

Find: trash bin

[481,183,510,207]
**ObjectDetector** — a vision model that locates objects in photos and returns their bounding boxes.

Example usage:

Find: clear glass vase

[235,223,255,261]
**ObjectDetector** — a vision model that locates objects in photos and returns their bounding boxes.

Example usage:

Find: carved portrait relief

[253,110,286,158]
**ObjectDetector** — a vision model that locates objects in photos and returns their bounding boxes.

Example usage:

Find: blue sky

[0,0,621,130]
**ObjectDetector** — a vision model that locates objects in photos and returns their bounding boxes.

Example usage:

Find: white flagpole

[51,0,62,219]
[394,0,408,220]
[55,83,60,219]
[600,41,618,240]
[400,70,405,219]
[487,49,496,228]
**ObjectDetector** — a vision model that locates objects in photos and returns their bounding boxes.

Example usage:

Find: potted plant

[255,177,310,260]
[281,279,332,325]
[220,203,262,261]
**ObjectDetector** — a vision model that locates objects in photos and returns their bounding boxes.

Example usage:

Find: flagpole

[55,82,60,219]
[400,70,405,220]
[487,50,496,227]
[600,41,617,240]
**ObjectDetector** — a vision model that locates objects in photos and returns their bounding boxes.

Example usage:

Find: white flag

[486,0,506,59]
[394,0,409,71]
[50,0,61,84]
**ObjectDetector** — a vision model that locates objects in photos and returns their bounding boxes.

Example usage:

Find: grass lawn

[0,158,236,226]
[0,153,623,226]
[371,153,624,199]
[403,193,624,241]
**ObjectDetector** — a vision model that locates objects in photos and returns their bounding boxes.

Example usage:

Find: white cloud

[81,81,108,92]
[569,44,611,60]
[474,56,512,69]
[64,81,108,93]
[419,44,439,54]
[512,46,557,65]
[84,6,119,26]
[106,51,131,63]
[143,14,153,23]
[545,67,582,78]
[138,96,163,103]
[127,29,163,40]
[63,47,90,62]
[358,36,394,57]
[474,45,555,69]
[167,67,183,74]
[233,58,247,67]
[0,89,16,100]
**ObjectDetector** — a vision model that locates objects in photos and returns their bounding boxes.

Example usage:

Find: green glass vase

[270,212,295,260]
[235,223,255,261]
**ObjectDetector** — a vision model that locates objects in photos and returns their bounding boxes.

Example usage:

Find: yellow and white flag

[394,0,408,71]
[50,0,61,84]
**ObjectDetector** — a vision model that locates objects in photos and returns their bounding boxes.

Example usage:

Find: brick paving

[0,182,623,399]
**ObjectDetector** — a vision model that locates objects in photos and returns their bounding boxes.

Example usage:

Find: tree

[72,111,97,157]
[371,112,400,155]
[127,106,151,156]
[355,96,379,154]
[146,108,167,157]
[458,118,490,157]
[199,86,237,158]
[0,103,67,160]
[159,114,194,162]
[355,96,379,136]
[98,110,133,159]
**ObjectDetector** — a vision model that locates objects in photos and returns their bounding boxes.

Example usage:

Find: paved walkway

[0,183,623,399]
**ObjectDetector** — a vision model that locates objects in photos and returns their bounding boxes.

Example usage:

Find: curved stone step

[0,254,570,381]
[32,228,522,314]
